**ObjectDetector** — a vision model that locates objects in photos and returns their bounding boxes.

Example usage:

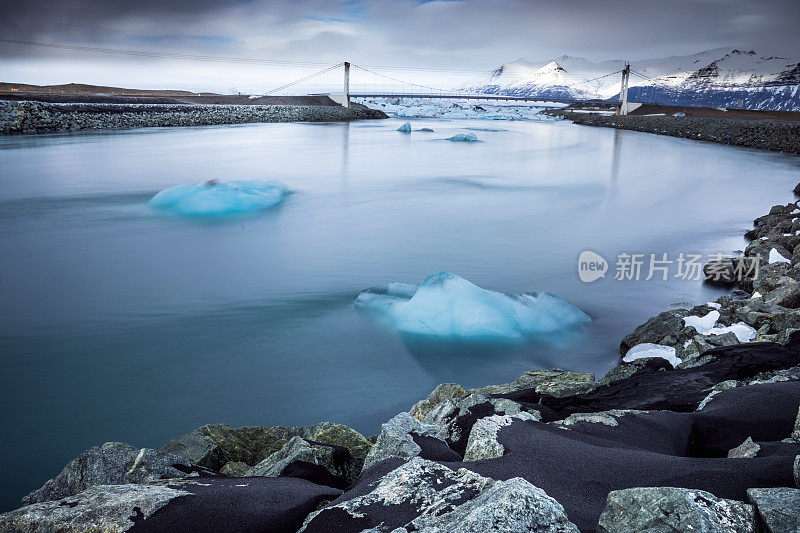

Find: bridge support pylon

[617,63,630,115]
[343,61,350,108]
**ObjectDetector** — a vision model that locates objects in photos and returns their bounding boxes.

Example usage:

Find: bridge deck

[348,93,617,106]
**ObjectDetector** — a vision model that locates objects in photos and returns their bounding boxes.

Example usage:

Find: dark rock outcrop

[22,442,194,505]
[299,458,578,532]
[597,487,756,532]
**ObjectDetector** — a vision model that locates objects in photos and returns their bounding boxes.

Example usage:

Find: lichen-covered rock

[477,369,595,397]
[792,407,800,442]
[299,458,578,532]
[463,412,539,461]
[597,487,756,533]
[362,412,447,470]
[410,383,469,421]
[697,380,741,411]
[22,442,192,504]
[764,279,800,309]
[245,436,359,484]
[728,437,761,458]
[556,409,647,427]
[219,461,249,477]
[747,487,800,533]
[162,422,371,472]
[795,456,800,487]
[1,484,189,532]
[405,477,579,533]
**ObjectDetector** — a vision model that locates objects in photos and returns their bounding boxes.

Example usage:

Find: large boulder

[597,487,756,533]
[792,407,800,442]
[362,412,450,470]
[619,309,692,356]
[478,370,595,397]
[1,484,190,532]
[764,279,800,309]
[299,458,578,532]
[463,412,539,461]
[410,383,469,421]
[22,442,193,504]
[161,422,371,473]
[245,436,359,487]
[747,487,800,533]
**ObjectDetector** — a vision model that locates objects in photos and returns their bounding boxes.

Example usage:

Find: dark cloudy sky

[1,0,798,92]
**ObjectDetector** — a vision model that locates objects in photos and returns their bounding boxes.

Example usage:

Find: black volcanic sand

[128,476,341,533]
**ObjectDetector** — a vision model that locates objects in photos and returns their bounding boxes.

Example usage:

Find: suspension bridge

[264,61,641,114]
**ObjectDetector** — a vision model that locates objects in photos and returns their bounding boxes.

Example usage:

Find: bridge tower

[343,61,350,108]
[617,63,631,115]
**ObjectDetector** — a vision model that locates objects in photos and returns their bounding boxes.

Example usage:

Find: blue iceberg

[397,122,412,133]
[149,180,288,216]
[355,272,590,341]
[447,133,478,142]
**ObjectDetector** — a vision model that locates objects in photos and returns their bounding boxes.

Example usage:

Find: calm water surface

[1,116,798,509]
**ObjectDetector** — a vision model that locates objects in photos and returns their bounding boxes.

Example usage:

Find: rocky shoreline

[0,100,387,134]
[2,183,800,531]
[546,110,800,155]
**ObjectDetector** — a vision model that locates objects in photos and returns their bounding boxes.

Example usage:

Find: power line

[0,38,340,68]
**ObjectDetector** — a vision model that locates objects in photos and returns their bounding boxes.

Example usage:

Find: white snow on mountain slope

[464,49,800,110]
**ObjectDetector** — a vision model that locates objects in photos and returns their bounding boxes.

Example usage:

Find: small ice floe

[683,310,756,342]
[149,180,288,216]
[709,323,756,342]
[447,133,479,142]
[397,122,412,133]
[623,343,681,368]
[683,311,720,334]
[418,127,434,132]
[672,112,686,117]
[769,248,791,264]
[706,302,722,310]
[355,271,589,341]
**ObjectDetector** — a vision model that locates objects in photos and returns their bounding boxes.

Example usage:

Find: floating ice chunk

[672,112,686,117]
[623,343,681,368]
[769,248,791,264]
[709,322,756,342]
[706,302,722,309]
[355,271,590,341]
[397,122,412,133]
[149,180,287,216]
[418,127,434,132]
[683,311,720,335]
[447,133,478,142]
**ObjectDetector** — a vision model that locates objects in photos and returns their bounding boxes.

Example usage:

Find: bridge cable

[262,63,343,95]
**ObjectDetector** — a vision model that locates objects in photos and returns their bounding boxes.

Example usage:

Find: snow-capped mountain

[464,49,800,111]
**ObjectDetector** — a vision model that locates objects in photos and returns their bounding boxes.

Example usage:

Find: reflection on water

[0,117,799,510]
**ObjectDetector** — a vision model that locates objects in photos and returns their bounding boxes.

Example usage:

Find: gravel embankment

[0,100,387,134]
[551,111,800,154]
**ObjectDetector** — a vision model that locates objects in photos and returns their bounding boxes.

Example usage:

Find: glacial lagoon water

[1,116,799,509]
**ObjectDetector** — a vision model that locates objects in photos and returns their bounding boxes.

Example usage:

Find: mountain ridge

[465,48,800,111]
